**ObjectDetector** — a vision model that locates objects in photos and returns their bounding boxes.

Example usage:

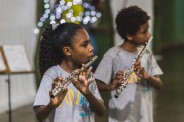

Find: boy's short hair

[115,6,150,40]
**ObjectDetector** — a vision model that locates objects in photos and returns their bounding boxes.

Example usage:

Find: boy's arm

[96,70,125,91]
[133,61,163,89]
[145,75,163,89]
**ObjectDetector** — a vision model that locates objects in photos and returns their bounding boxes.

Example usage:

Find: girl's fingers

[78,65,92,79]
[54,77,63,83]
[81,64,87,71]
[71,77,79,88]
[57,87,68,98]
[52,77,63,90]
[86,66,92,77]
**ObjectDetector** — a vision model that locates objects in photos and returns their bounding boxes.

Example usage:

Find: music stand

[0,45,33,122]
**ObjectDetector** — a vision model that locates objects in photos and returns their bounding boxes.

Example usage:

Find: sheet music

[0,51,6,71]
[3,45,32,72]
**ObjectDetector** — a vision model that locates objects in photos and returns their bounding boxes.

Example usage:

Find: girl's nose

[89,43,94,53]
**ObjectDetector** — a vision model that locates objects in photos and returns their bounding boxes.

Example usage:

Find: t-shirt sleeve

[33,74,53,107]
[148,52,163,76]
[89,79,103,102]
[94,52,113,85]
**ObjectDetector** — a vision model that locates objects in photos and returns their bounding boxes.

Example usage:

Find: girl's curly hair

[39,23,83,78]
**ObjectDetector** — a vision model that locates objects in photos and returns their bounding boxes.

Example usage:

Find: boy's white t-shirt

[95,46,163,122]
[33,65,103,122]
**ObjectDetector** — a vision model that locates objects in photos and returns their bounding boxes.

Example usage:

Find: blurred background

[0,0,184,122]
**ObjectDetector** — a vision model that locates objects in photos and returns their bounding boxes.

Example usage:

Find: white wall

[0,0,37,113]
[110,0,154,46]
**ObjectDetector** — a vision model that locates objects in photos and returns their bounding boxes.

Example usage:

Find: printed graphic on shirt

[58,89,92,116]
[78,95,91,117]
[140,78,150,92]
[125,70,150,92]
[59,89,81,107]
[125,71,141,83]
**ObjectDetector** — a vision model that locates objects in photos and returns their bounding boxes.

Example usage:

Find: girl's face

[131,21,151,45]
[70,28,94,65]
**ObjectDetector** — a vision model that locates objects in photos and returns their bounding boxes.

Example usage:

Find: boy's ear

[63,46,72,56]
[126,34,133,41]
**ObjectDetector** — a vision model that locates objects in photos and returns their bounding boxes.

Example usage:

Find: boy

[94,6,163,122]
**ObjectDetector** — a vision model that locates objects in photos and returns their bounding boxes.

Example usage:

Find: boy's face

[131,21,151,45]
[69,28,94,65]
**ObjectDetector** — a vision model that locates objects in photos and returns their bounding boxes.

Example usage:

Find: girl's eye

[82,41,89,47]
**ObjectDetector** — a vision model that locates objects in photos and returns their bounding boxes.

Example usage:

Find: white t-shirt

[95,46,163,122]
[33,65,102,122]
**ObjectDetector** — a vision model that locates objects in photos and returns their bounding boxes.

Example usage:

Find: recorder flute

[51,55,98,98]
[114,37,153,98]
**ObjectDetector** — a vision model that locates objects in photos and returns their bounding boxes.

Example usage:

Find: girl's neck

[60,59,79,73]
[120,41,138,53]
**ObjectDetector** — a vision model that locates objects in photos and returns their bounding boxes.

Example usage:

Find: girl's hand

[108,70,125,91]
[132,61,149,80]
[49,77,67,109]
[72,65,94,95]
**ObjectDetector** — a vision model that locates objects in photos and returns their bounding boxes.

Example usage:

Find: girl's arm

[96,79,111,91]
[72,66,106,116]
[83,90,106,116]
[34,104,54,122]
[34,78,67,121]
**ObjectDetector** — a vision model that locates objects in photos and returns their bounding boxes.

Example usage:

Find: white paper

[0,51,6,71]
[3,45,32,72]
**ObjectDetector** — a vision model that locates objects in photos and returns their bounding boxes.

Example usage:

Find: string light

[34,0,102,34]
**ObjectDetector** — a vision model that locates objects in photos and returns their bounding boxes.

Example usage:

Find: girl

[33,22,105,122]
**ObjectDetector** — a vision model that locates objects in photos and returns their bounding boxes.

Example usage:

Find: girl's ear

[126,34,133,41]
[63,46,72,56]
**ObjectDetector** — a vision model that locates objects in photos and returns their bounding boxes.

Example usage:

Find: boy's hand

[132,61,149,80]
[108,70,125,91]
[49,77,67,109]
